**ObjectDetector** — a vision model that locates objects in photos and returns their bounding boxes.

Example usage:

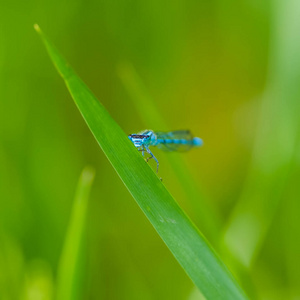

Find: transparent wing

[155,130,194,152]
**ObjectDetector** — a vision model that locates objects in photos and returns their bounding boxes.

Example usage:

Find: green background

[0,0,299,299]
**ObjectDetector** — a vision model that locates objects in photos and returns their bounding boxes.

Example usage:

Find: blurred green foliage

[0,0,299,299]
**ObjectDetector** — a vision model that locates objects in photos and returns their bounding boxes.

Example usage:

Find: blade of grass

[117,63,220,244]
[35,24,248,299]
[222,0,300,268]
[283,155,300,298]
[0,231,24,299]
[56,166,95,300]
[23,260,54,300]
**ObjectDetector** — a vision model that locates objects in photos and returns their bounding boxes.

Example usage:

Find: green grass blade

[284,166,300,298]
[56,166,95,300]
[117,63,220,243]
[35,24,248,300]
[221,0,300,268]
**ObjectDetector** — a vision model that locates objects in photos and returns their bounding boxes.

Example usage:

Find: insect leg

[137,146,145,156]
[145,146,159,173]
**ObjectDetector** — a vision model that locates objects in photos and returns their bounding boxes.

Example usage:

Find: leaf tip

[34,23,41,34]
[81,166,96,185]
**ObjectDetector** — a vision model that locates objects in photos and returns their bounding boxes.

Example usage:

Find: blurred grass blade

[222,0,300,268]
[35,25,248,299]
[284,172,300,298]
[282,142,300,298]
[118,63,220,244]
[56,166,95,300]
[0,231,24,299]
[23,260,54,300]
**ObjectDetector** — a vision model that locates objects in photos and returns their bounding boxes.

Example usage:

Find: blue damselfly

[128,130,203,172]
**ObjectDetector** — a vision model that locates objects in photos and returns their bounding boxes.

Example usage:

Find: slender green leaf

[35,24,248,300]
[56,166,95,300]
[0,232,24,299]
[283,165,300,298]
[222,0,300,268]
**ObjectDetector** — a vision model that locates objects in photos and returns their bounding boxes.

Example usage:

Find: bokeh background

[1,0,299,299]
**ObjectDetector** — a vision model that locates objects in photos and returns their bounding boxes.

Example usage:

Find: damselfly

[128,130,203,172]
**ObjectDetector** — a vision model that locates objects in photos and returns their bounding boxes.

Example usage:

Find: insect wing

[156,130,194,152]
